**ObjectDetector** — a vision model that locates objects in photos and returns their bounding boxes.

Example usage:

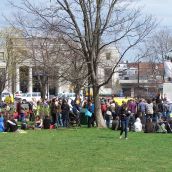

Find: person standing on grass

[128,99,137,115]
[119,103,131,140]
[138,99,147,119]
[50,98,58,126]
[87,100,95,128]
[56,99,62,127]
[101,101,107,119]
[61,99,70,127]
[127,99,137,131]
[146,99,154,121]
[105,106,112,128]
[16,98,21,121]
[0,114,4,132]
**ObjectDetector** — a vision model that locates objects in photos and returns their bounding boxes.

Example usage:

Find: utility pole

[138,60,140,87]
[137,60,140,97]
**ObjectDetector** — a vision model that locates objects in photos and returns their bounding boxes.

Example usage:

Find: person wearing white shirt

[134,117,142,132]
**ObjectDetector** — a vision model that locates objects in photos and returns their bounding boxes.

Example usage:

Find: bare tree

[27,36,63,99]
[137,28,172,64]
[0,66,6,98]
[7,1,90,100]
[9,0,156,127]
[136,28,172,83]
[149,29,172,62]
[59,45,89,97]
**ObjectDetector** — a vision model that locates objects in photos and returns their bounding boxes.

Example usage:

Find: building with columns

[16,62,33,93]
[0,36,120,97]
[0,59,34,94]
[0,50,7,93]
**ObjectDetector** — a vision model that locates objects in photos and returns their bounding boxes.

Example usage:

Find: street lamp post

[138,60,140,87]
[46,75,49,99]
[137,60,141,97]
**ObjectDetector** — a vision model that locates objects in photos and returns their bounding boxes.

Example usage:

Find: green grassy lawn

[0,128,171,172]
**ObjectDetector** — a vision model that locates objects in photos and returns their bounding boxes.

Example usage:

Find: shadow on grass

[97,136,115,139]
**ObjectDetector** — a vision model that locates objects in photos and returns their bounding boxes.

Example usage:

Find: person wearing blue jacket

[87,101,95,128]
[0,115,5,132]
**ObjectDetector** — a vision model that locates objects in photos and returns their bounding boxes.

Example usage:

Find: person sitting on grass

[13,110,19,121]
[43,115,51,129]
[112,115,120,131]
[5,115,18,132]
[134,117,142,132]
[35,115,43,129]
[144,117,154,133]
[21,121,34,130]
[165,120,172,133]
[156,118,167,133]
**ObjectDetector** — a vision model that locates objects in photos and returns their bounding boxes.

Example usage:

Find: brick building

[119,61,164,98]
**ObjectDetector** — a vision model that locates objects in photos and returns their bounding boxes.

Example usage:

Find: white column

[55,80,59,95]
[16,66,20,92]
[28,66,33,93]
[46,77,49,99]
[131,87,135,98]
[6,70,12,93]
[4,72,8,91]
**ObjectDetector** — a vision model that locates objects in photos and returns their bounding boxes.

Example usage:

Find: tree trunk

[74,84,80,100]
[93,85,106,128]
[0,89,3,101]
[40,84,46,101]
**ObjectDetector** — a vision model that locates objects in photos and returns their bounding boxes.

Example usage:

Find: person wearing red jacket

[101,101,107,119]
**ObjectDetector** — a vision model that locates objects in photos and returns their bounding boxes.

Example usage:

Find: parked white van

[1,92,11,101]
[22,92,41,102]
[57,92,83,101]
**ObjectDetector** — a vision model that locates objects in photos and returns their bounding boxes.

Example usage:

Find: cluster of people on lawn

[0,94,172,135]
[0,97,81,132]
[103,96,172,139]
[83,96,172,134]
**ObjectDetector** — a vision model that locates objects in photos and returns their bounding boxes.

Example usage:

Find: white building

[98,47,120,95]
[0,38,120,97]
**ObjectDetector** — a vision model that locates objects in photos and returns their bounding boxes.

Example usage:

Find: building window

[0,68,5,75]
[0,52,4,61]
[104,68,112,88]
[106,52,111,60]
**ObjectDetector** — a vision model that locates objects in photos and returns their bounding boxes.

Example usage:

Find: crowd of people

[0,94,172,138]
[100,96,172,139]
[0,96,81,132]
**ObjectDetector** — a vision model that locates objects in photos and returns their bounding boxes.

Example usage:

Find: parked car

[24,92,41,102]
[14,91,23,99]
[57,92,83,101]
[1,92,12,101]
[66,93,76,100]
[20,93,28,100]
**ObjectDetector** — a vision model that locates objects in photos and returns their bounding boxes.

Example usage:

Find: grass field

[0,128,171,172]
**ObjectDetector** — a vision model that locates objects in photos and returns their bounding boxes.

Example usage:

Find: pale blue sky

[0,0,172,28]
[139,0,172,28]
